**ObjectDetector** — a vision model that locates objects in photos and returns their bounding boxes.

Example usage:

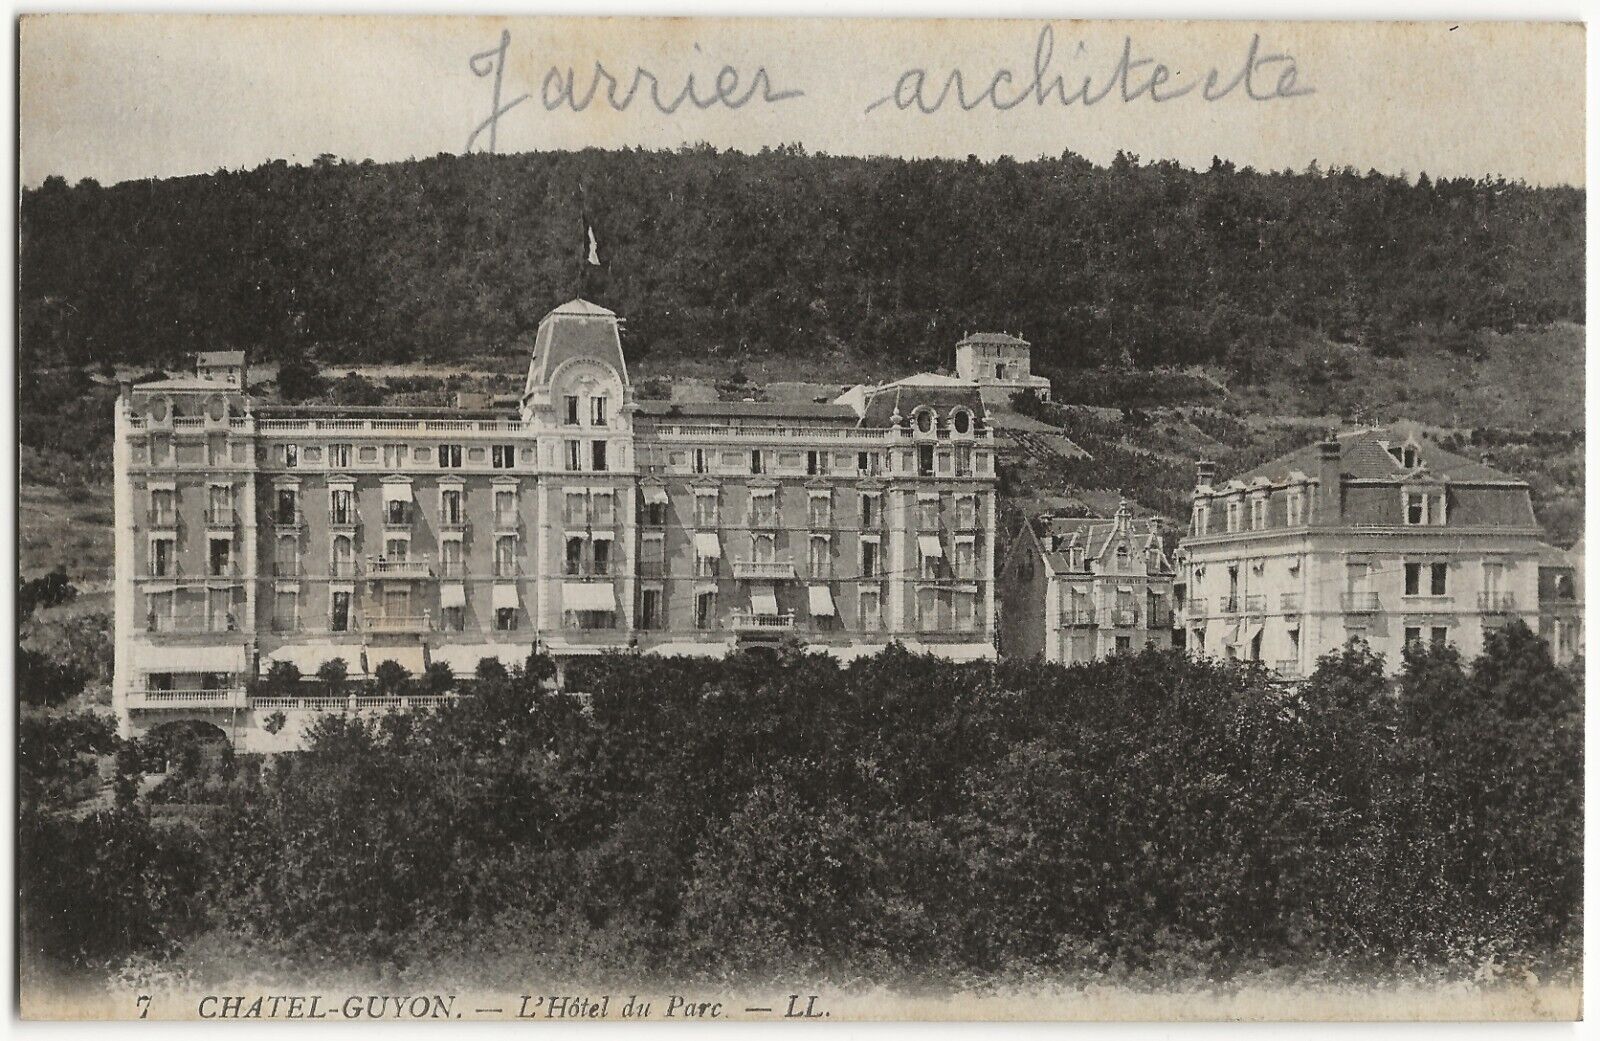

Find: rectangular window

[592,492,615,526]
[1286,491,1303,526]
[385,498,409,525]
[150,538,175,577]
[806,450,821,476]
[954,444,974,477]
[284,443,299,468]
[751,533,776,565]
[918,444,935,477]
[750,450,765,475]
[209,538,231,577]
[918,500,939,531]
[1405,492,1425,525]
[693,448,710,475]
[495,535,517,578]
[695,494,718,528]
[859,588,881,631]
[207,589,232,632]
[566,492,588,526]
[644,501,667,526]
[441,606,465,632]
[808,495,832,528]
[696,591,717,630]
[565,440,582,472]
[383,538,408,561]
[492,444,516,469]
[591,440,608,472]
[809,536,830,578]
[857,451,880,476]
[956,590,977,630]
[496,607,518,632]
[590,396,607,426]
[750,491,776,528]
[440,489,463,524]
[861,538,880,577]
[860,493,880,528]
[330,488,355,525]
[1431,562,1448,596]
[1405,562,1422,596]
[495,490,516,527]
[1431,626,1449,647]
[592,539,612,577]
[276,489,298,525]
[437,443,463,468]
[1405,625,1422,647]
[329,443,351,468]
[640,588,663,630]
[331,591,351,633]
[953,539,976,581]
[564,396,580,425]
[955,495,977,529]
[565,536,585,577]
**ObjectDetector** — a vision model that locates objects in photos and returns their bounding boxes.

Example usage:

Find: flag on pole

[584,215,600,267]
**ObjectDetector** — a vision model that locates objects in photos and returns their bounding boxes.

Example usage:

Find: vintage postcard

[15,13,1584,1022]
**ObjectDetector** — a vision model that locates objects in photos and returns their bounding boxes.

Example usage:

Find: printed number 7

[136,995,151,1019]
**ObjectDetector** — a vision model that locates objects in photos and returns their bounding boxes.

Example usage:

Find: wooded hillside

[20,147,1584,373]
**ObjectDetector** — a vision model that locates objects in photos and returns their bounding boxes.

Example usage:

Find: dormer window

[1403,487,1448,526]
[1249,497,1267,531]
[915,409,934,435]
[1389,442,1421,468]
[951,409,971,435]
[1191,501,1210,535]
[1226,499,1242,533]
[1286,488,1304,526]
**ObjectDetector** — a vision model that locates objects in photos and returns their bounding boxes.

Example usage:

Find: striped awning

[695,532,722,558]
[808,585,836,617]
[750,584,778,615]
[563,582,616,612]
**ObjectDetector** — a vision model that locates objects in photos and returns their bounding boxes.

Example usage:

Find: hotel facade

[1176,427,1563,677]
[113,300,1000,751]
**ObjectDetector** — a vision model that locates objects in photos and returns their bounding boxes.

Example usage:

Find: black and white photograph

[13,12,1587,1021]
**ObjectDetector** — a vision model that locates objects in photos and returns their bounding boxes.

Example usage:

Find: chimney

[1316,440,1343,525]
[1195,460,1217,488]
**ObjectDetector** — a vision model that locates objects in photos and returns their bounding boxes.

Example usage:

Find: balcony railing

[733,561,797,580]
[1341,592,1381,613]
[273,510,305,528]
[146,510,178,527]
[1280,592,1302,613]
[1479,591,1517,612]
[438,511,468,532]
[126,688,248,710]
[328,559,360,578]
[730,611,796,632]
[1181,597,1206,617]
[363,613,432,633]
[367,559,432,578]
[493,513,519,531]
[272,562,301,578]
[1063,606,1096,627]
[494,562,522,579]
[328,508,359,527]
[206,561,239,578]
[204,508,236,528]
[436,560,468,579]
[1242,595,1266,614]
[1221,596,1240,614]
[382,508,413,529]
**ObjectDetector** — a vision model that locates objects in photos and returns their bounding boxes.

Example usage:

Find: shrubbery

[18,629,1582,988]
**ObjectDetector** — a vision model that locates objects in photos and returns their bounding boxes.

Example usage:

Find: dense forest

[21,629,1582,994]
[20,146,1584,373]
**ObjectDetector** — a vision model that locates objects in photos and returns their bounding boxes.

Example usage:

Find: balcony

[363,613,432,633]
[493,562,522,579]
[206,561,240,579]
[1479,591,1517,613]
[273,510,305,530]
[366,559,433,579]
[438,510,468,533]
[204,508,237,529]
[1181,597,1206,618]
[1110,608,1138,628]
[328,508,359,529]
[381,508,413,531]
[145,510,179,529]
[1280,592,1302,613]
[1063,607,1097,627]
[436,560,468,579]
[126,687,248,710]
[1341,592,1381,613]
[328,559,360,578]
[272,562,301,579]
[1242,595,1266,614]
[733,561,797,580]
[730,611,796,632]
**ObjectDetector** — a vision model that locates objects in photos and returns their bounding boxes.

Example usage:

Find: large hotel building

[113,300,1000,750]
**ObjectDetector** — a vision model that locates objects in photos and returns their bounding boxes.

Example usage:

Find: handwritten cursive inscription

[468,31,804,153]
[864,26,1313,114]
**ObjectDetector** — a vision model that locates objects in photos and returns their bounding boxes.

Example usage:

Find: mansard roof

[857,373,986,427]
[525,298,628,390]
[1231,426,1525,486]
[636,399,858,422]
[959,332,1030,347]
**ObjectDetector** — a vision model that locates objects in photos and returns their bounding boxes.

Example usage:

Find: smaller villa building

[954,332,1052,405]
